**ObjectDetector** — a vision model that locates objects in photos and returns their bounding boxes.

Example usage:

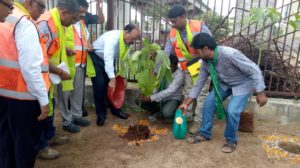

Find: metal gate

[46,0,300,98]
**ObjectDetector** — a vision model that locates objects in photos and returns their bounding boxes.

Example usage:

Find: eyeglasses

[32,0,46,10]
[0,0,14,11]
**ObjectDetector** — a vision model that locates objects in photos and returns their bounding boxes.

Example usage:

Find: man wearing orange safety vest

[36,0,81,160]
[57,0,95,135]
[164,5,212,134]
[0,0,50,167]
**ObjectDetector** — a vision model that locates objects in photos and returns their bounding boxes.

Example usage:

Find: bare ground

[35,108,300,168]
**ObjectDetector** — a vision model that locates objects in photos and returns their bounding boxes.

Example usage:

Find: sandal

[221,143,236,153]
[186,133,209,144]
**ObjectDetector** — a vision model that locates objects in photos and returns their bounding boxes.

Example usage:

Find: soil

[123,125,151,142]
[279,142,300,155]
[239,112,254,132]
[35,108,300,168]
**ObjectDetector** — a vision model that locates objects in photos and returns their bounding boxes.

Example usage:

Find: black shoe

[82,108,88,117]
[96,117,105,126]
[112,111,128,120]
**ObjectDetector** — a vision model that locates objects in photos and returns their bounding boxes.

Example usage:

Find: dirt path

[35,109,300,168]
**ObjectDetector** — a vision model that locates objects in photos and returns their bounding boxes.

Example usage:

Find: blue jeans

[199,88,251,144]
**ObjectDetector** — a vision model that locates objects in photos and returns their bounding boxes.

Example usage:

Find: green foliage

[118,38,172,96]
[289,14,300,30]
[244,7,281,65]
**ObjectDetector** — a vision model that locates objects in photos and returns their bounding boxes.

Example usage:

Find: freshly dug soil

[123,124,151,141]
[278,142,300,155]
[239,112,254,132]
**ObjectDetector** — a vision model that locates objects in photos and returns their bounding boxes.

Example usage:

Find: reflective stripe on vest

[0,58,49,72]
[0,88,36,100]
[169,20,202,70]
[74,20,87,66]
[0,7,49,100]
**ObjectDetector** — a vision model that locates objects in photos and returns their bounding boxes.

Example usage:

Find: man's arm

[103,33,119,79]
[179,64,209,114]
[16,18,49,106]
[150,70,185,102]
[228,50,266,93]
[188,63,210,99]
[164,37,173,56]
[16,18,49,120]
[84,0,104,25]
[96,0,105,24]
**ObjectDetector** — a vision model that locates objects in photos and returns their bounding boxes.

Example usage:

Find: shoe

[38,147,60,160]
[96,117,105,126]
[48,135,70,146]
[73,117,91,127]
[188,122,201,134]
[63,123,80,133]
[148,112,159,122]
[112,111,128,119]
[82,108,88,117]
[186,133,209,144]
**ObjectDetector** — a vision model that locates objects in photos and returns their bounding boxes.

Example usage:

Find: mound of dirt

[123,124,151,141]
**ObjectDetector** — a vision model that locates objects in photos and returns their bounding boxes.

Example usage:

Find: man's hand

[178,97,194,115]
[178,103,188,115]
[109,78,116,92]
[38,104,49,121]
[256,92,268,107]
[66,48,76,56]
[124,79,128,89]
[139,95,151,102]
[86,43,94,52]
[60,70,71,80]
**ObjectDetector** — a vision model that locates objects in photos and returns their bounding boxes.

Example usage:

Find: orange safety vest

[169,20,202,70]
[74,20,87,66]
[0,8,50,100]
[38,12,60,58]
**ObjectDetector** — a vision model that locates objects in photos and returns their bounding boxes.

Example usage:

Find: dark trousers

[138,99,180,119]
[37,98,56,150]
[0,96,42,168]
[90,52,121,120]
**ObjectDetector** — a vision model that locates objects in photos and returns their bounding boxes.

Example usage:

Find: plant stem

[137,98,141,132]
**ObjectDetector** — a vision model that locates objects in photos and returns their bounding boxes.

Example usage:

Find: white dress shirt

[92,30,121,79]
[15,17,49,106]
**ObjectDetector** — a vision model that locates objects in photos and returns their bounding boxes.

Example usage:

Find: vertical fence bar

[107,0,114,30]
[225,0,231,36]
[281,0,293,92]
[158,0,163,46]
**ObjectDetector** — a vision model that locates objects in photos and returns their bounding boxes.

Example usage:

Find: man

[91,24,141,126]
[37,0,81,159]
[83,0,104,26]
[0,0,13,22]
[180,33,268,153]
[80,0,104,117]
[0,0,50,167]
[139,54,185,122]
[57,0,94,134]
[165,5,212,134]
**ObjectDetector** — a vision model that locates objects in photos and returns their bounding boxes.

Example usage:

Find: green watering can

[173,109,187,139]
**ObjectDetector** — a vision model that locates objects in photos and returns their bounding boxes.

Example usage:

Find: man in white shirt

[0,0,49,167]
[91,24,141,126]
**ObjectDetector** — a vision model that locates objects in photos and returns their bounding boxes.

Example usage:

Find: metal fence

[46,0,300,98]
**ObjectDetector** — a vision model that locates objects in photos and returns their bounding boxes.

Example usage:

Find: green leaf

[136,70,156,96]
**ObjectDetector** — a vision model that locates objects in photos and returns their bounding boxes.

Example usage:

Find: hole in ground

[278,142,300,155]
